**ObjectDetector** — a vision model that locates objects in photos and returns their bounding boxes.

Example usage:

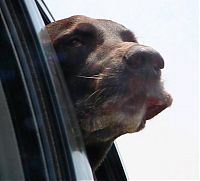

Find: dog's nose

[124,46,164,71]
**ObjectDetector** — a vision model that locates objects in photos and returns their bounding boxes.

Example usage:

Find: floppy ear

[46,15,89,42]
[46,18,75,42]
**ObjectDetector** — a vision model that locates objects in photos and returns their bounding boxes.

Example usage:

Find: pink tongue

[147,97,163,106]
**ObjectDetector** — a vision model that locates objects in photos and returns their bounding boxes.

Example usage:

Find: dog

[46,15,172,171]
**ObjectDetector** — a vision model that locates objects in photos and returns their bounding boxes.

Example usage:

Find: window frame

[37,0,128,180]
[0,0,93,180]
[0,0,128,180]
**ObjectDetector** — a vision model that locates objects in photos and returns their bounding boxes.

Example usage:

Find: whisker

[85,88,107,102]
[85,90,101,101]
[76,75,102,80]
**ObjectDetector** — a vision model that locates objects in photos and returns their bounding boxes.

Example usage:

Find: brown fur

[46,15,172,171]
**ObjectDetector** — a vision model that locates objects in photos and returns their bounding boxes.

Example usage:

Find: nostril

[124,51,143,69]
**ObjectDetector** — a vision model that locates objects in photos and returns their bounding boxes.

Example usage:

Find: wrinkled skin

[46,15,172,171]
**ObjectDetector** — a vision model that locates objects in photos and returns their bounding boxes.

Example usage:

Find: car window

[39,0,128,180]
[0,76,25,180]
[0,0,93,180]
[0,12,49,179]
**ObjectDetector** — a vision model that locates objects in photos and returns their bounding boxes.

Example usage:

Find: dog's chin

[79,96,146,134]
[79,92,172,143]
[81,107,150,143]
[80,109,145,144]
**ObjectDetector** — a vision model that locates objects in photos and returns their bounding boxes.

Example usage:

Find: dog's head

[46,15,172,170]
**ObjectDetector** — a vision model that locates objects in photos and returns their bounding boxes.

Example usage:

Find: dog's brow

[56,24,96,41]
[120,30,137,42]
[75,23,97,34]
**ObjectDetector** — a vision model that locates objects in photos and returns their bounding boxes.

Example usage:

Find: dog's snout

[124,46,164,71]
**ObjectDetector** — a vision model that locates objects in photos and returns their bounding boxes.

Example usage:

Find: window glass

[1,0,94,180]
[0,80,25,180]
[0,13,47,179]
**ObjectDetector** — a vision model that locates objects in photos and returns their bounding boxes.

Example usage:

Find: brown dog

[46,15,172,171]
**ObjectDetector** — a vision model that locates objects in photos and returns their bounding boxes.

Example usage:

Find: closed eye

[54,25,96,48]
[68,36,84,47]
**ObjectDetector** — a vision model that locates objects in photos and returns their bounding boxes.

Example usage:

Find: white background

[44,0,199,179]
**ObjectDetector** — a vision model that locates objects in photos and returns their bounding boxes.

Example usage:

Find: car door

[0,0,128,180]
[0,0,93,180]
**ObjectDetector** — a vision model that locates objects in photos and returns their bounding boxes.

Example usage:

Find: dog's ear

[46,18,75,42]
[46,15,90,42]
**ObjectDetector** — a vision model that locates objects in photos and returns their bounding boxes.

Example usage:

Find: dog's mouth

[136,94,172,131]
[100,92,173,133]
[145,95,172,120]
[79,90,172,135]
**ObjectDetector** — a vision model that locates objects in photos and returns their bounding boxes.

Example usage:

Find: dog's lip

[78,93,172,133]
[100,93,172,117]
[136,94,172,132]
[144,94,172,120]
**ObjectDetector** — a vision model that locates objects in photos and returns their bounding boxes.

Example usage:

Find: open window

[0,0,128,180]
[36,1,128,180]
[0,0,93,180]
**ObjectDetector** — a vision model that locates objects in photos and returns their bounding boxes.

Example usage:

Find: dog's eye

[68,37,84,47]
